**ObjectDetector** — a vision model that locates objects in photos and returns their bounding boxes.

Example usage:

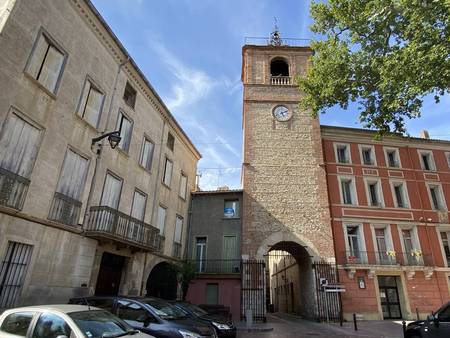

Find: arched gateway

[241,39,339,321]
[146,262,177,300]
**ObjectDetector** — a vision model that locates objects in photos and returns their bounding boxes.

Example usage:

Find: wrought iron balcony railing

[188,259,241,274]
[342,251,434,267]
[86,206,159,251]
[48,192,82,226]
[0,167,30,210]
[172,242,182,258]
[270,75,292,85]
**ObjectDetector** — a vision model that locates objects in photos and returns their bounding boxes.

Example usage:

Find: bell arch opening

[270,58,289,76]
[265,241,316,318]
[146,262,177,300]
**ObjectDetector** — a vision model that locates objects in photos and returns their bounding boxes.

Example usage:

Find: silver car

[0,304,154,338]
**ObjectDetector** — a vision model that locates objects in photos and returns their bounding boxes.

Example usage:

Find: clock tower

[241,36,335,262]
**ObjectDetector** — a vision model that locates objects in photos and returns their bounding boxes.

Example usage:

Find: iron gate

[241,260,266,321]
[313,261,342,322]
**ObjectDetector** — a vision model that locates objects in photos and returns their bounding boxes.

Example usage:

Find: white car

[0,304,154,338]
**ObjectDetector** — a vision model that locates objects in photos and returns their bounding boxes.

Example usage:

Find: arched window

[270,59,289,76]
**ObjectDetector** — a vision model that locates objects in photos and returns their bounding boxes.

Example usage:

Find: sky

[91,0,450,191]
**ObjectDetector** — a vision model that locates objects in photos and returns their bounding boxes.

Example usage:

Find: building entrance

[95,252,125,296]
[146,262,177,300]
[378,276,402,319]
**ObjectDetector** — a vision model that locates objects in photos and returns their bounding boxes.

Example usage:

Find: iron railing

[244,36,310,47]
[188,259,241,274]
[86,206,159,251]
[270,75,292,85]
[48,192,82,226]
[0,167,30,210]
[172,242,181,258]
[341,251,434,266]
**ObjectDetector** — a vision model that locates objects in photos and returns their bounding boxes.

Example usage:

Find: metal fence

[313,261,342,322]
[341,251,433,266]
[188,259,241,274]
[241,260,266,321]
[48,192,82,226]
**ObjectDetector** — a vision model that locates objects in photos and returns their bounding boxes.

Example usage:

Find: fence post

[402,320,406,338]
[416,307,419,320]
[353,313,357,331]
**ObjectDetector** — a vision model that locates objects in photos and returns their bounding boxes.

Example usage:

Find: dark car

[170,302,236,338]
[405,301,450,338]
[69,296,217,338]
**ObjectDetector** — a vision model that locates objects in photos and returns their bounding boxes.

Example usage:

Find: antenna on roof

[269,17,282,46]
[83,297,91,311]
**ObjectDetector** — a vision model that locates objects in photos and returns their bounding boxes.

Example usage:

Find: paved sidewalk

[237,313,404,338]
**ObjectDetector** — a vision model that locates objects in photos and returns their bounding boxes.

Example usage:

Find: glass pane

[1,312,35,336]
[389,305,401,318]
[386,288,399,303]
[381,304,389,318]
[378,276,397,287]
[38,45,64,92]
[32,313,71,338]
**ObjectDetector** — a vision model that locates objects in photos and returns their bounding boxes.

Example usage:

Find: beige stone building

[0,0,200,308]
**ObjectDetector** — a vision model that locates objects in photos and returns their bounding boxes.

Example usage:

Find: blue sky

[91,0,450,190]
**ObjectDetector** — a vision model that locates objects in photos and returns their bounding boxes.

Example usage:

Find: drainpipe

[82,57,129,227]
[185,196,194,260]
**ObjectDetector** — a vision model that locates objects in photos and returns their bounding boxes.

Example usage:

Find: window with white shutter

[157,206,166,234]
[115,111,133,152]
[139,138,154,171]
[100,172,123,209]
[163,158,173,187]
[27,31,66,93]
[77,79,104,127]
[179,174,187,199]
[174,216,183,244]
[131,190,147,221]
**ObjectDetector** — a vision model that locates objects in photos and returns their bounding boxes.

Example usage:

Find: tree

[175,261,197,301]
[298,0,450,134]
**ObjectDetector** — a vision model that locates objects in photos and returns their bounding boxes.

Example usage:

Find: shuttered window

[179,174,187,199]
[139,138,154,171]
[0,242,33,308]
[77,79,104,127]
[115,111,133,152]
[56,149,89,201]
[174,216,183,244]
[157,206,166,234]
[223,236,238,259]
[100,173,122,209]
[130,190,146,221]
[27,32,65,93]
[163,158,173,187]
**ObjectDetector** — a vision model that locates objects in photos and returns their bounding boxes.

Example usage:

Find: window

[48,149,89,225]
[116,300,150,327]
[139,137,154,171]
[32,313,71,338]
[0,312,35,337]
[270,59,289,76]
[163,158,173,186]
[223,236,239,272]
[0,112,42,209]
[419,150,435,171]
[205,284,219,305]
[174,216,183,244]
[346,226,361,259]
[167,132,175,151]
[402,229,414,253]
[360,145,375,165]
[428,184,446,210]
[366,179,382,206]
[340,178,356,205]
[179,173,188,199]
[335,144,350,164]
[385,148,400,168]
[195,237,207,272]
[440,232,450,266]
[100,172,123,209]
[77,78,104,127]
[392,181,408,208]
[400,228,421,265]
[224,200,240,218]
[156,206,166,234]
[374,228,391,264]
[115,111,133,152]
[0,242,33,308]
[27,30,66,93]
[123,82,137,109]
[130,190,147,221]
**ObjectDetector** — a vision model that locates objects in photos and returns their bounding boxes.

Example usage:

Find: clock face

[273,105,292,122]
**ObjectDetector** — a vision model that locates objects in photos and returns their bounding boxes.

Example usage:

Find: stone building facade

[185,189,242,321]
[0,0,200,309]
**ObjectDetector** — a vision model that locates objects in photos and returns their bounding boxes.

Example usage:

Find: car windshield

[179,303,208,317]
[143,299,187,320]
[69,310,137,338]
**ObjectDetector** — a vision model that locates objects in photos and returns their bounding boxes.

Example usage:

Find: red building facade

[322,125,450,320]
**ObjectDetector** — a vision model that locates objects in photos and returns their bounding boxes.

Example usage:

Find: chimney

[419,130,430,139]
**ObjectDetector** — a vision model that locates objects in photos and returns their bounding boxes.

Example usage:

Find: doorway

[146,262,177,300]
[378,276,402,319]
[95,252,125,296]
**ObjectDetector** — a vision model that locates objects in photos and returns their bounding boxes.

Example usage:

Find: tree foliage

[298,0,450,133]
[175,261,197,301]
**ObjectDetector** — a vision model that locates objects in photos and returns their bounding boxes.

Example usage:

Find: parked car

[405,301,450,338]
[70,296,216,338]
[170,302,236,338]
[0,304,153,338]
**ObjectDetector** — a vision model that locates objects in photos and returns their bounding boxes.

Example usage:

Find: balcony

[86,206,159,251]
[270,75,292,85]
[0,167,30,210]
[341,251,434,267]
[172,242,181,258]
[188,259,241,274]
[48,192,82,226]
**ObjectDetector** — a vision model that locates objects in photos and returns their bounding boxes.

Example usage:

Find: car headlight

[179,329,201,338]
[212,321,232,330]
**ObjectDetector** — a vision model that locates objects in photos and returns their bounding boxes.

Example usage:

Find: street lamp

[91,130,121,150]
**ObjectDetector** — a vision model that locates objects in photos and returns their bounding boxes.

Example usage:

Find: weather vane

[269,17,282,46]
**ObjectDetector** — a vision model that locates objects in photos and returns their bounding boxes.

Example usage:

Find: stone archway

[146,262,177,300]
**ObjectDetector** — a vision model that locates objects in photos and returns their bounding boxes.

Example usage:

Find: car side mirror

[428,313,439,327]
